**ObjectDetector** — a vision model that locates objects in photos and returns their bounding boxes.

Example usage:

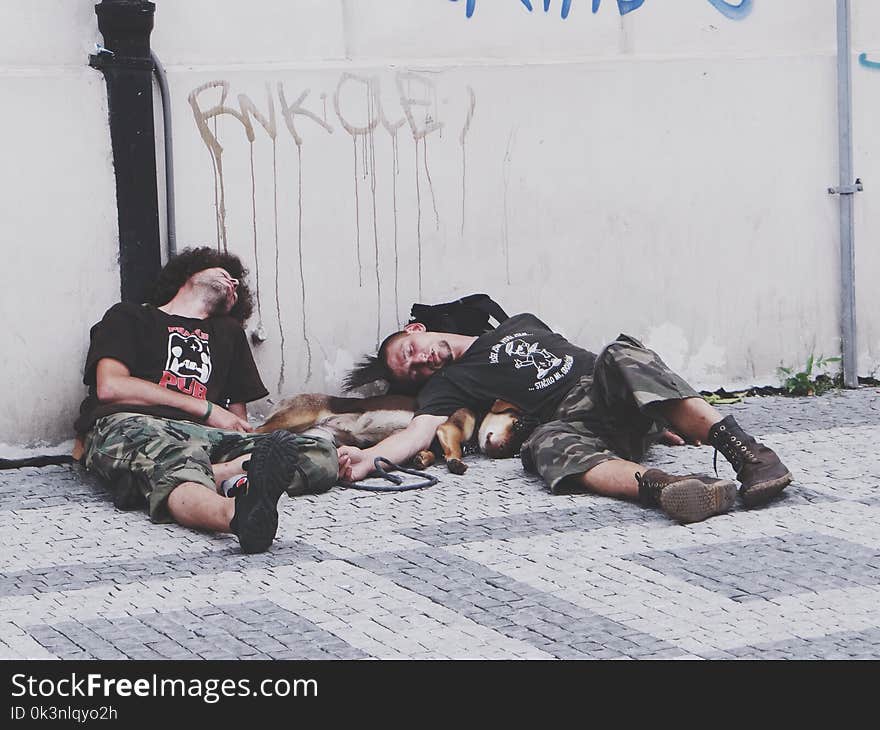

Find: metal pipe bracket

[828,178,863,195]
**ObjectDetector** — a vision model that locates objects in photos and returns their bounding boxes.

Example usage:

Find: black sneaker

[708,415,793,507]
[229,430,302,554]
[637,469,737,524]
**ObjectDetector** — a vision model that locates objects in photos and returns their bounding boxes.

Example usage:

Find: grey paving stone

[0,465,112,512]
[26,600,369,660]
[347,549,678,659]
[625,532,880,602]
[400,502,660,547]
[0,539,336,598]
[704,625,880,659]
[719,391,880,435]
[4,389,880,660]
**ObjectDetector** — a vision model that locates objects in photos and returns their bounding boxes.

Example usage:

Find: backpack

[343,294,509,393]
[408,293,508,335]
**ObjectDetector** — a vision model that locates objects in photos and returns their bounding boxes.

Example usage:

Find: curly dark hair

[148,247,255,324]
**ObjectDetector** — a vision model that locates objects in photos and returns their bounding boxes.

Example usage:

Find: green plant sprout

[777,354,842,396]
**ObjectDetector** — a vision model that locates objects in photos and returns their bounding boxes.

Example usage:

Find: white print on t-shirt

[165,328,212,384]
[489,331,573,391]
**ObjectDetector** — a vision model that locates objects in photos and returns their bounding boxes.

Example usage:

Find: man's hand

[659,429,700,447]
[96,358,254,431]
[337,413,447,483]
[337,445,375,482]
[206,403,253,433]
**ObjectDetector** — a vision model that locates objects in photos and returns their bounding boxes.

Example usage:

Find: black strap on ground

[0,455,76,470]
[339,457,438,492]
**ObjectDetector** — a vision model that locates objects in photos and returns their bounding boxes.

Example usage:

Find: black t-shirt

[415,313,596,421]
[74,302,268,434]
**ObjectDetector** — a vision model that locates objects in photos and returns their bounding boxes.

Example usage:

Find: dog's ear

[489,399,520,415]
[342,355,389,393]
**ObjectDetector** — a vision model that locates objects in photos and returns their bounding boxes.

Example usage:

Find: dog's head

[478,400,532,459]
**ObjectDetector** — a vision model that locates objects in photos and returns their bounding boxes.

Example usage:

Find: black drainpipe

[89,0,161,304]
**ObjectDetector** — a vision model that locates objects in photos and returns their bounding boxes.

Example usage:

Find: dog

[256,393,530,475]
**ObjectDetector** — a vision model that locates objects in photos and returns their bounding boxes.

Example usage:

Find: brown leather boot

[708,415,793,507]
[636,469,737,524]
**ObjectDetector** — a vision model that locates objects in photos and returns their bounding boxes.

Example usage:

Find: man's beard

[435,340,453,368]
[195,277,232,316]
[208,292,232,317]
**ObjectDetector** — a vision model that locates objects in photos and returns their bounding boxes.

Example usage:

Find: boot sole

[660,478,737,524]
[236,432,299,554]
[740,472,793,508]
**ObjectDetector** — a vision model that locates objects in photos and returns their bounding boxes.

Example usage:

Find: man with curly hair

[75,247,337,553]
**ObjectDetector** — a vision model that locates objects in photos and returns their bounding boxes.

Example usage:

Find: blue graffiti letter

[449,0,477,18]
[706,0,753,21]
[544,0,573,18]
[859,53,880,70]
[522,1,572,17]
[592,0,646,16]
[618,0,645,15]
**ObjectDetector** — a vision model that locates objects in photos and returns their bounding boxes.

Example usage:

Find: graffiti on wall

[859,53,880,71]
[448,0,753,20]
[187,7,757,392]
[188,74,475,388]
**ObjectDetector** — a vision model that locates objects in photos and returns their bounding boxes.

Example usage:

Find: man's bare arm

[228,402,248,420]
[95,358,252,432]
[338,413,446,482]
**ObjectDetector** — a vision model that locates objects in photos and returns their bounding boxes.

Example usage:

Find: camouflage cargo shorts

[82,413,338,523]
[520,334,700,493]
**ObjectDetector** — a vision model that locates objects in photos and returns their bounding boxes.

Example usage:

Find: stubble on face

[412,337,453,382]
[192,269,236,316]
[434,339,453,368]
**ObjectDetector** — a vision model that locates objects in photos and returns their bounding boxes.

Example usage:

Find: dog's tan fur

[258,394,417,447]
[257,393,525,474]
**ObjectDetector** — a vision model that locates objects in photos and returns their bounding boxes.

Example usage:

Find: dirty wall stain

[189,73,472,386]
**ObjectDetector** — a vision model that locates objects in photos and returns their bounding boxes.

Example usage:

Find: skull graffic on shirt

[504,338,563,380]
[166,331,212,384]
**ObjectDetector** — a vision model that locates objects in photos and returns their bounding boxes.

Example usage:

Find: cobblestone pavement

[1,390,878,660]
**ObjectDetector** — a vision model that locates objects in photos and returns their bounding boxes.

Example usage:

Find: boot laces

[635,471,662,491]
[712,424,758,475]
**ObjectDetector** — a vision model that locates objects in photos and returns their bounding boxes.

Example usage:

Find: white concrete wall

[2,0,878,449]
[854,0,880,377]
[0,1,120,449]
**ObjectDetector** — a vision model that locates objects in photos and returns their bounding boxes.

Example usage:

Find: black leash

[339,457,438,492]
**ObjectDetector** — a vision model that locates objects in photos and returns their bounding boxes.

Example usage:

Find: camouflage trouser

[520,334,700,493]
[82,413,338,523]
